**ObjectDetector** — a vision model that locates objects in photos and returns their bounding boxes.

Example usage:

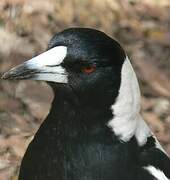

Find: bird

[2,28,170,180]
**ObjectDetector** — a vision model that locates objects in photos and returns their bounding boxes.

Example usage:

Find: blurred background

[0,0,170,179]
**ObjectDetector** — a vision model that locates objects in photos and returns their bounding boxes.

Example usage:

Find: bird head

[2,28,142,112]
[2,28,128,108]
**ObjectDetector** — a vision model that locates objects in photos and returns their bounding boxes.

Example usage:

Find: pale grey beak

[1,46,68,83]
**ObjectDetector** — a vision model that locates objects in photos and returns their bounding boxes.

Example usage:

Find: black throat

[45,85,115,141]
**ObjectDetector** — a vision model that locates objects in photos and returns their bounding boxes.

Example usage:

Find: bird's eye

[81,65,96,74]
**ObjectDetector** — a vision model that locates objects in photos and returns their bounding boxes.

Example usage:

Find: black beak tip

[1,70,15,80]
[1,72,10,79]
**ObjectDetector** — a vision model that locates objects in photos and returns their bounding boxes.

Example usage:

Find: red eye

[81,65,96,74]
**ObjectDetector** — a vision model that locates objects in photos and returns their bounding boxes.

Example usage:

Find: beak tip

[1,70,14,80]
[1,73,9,80]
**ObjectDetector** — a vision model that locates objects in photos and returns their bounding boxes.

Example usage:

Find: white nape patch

[144,166,169,180]
[25,46,68,83]
[26,46,67,67]
[108,57,151,146]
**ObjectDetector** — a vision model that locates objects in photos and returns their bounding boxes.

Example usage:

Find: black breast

[18,92,155,180]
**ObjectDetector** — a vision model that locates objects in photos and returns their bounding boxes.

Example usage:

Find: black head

[2,28,126,108]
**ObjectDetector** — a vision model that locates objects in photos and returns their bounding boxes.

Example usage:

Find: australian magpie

[2,28,170,180]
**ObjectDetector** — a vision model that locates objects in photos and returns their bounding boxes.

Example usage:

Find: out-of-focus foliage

[0,0,170,179]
